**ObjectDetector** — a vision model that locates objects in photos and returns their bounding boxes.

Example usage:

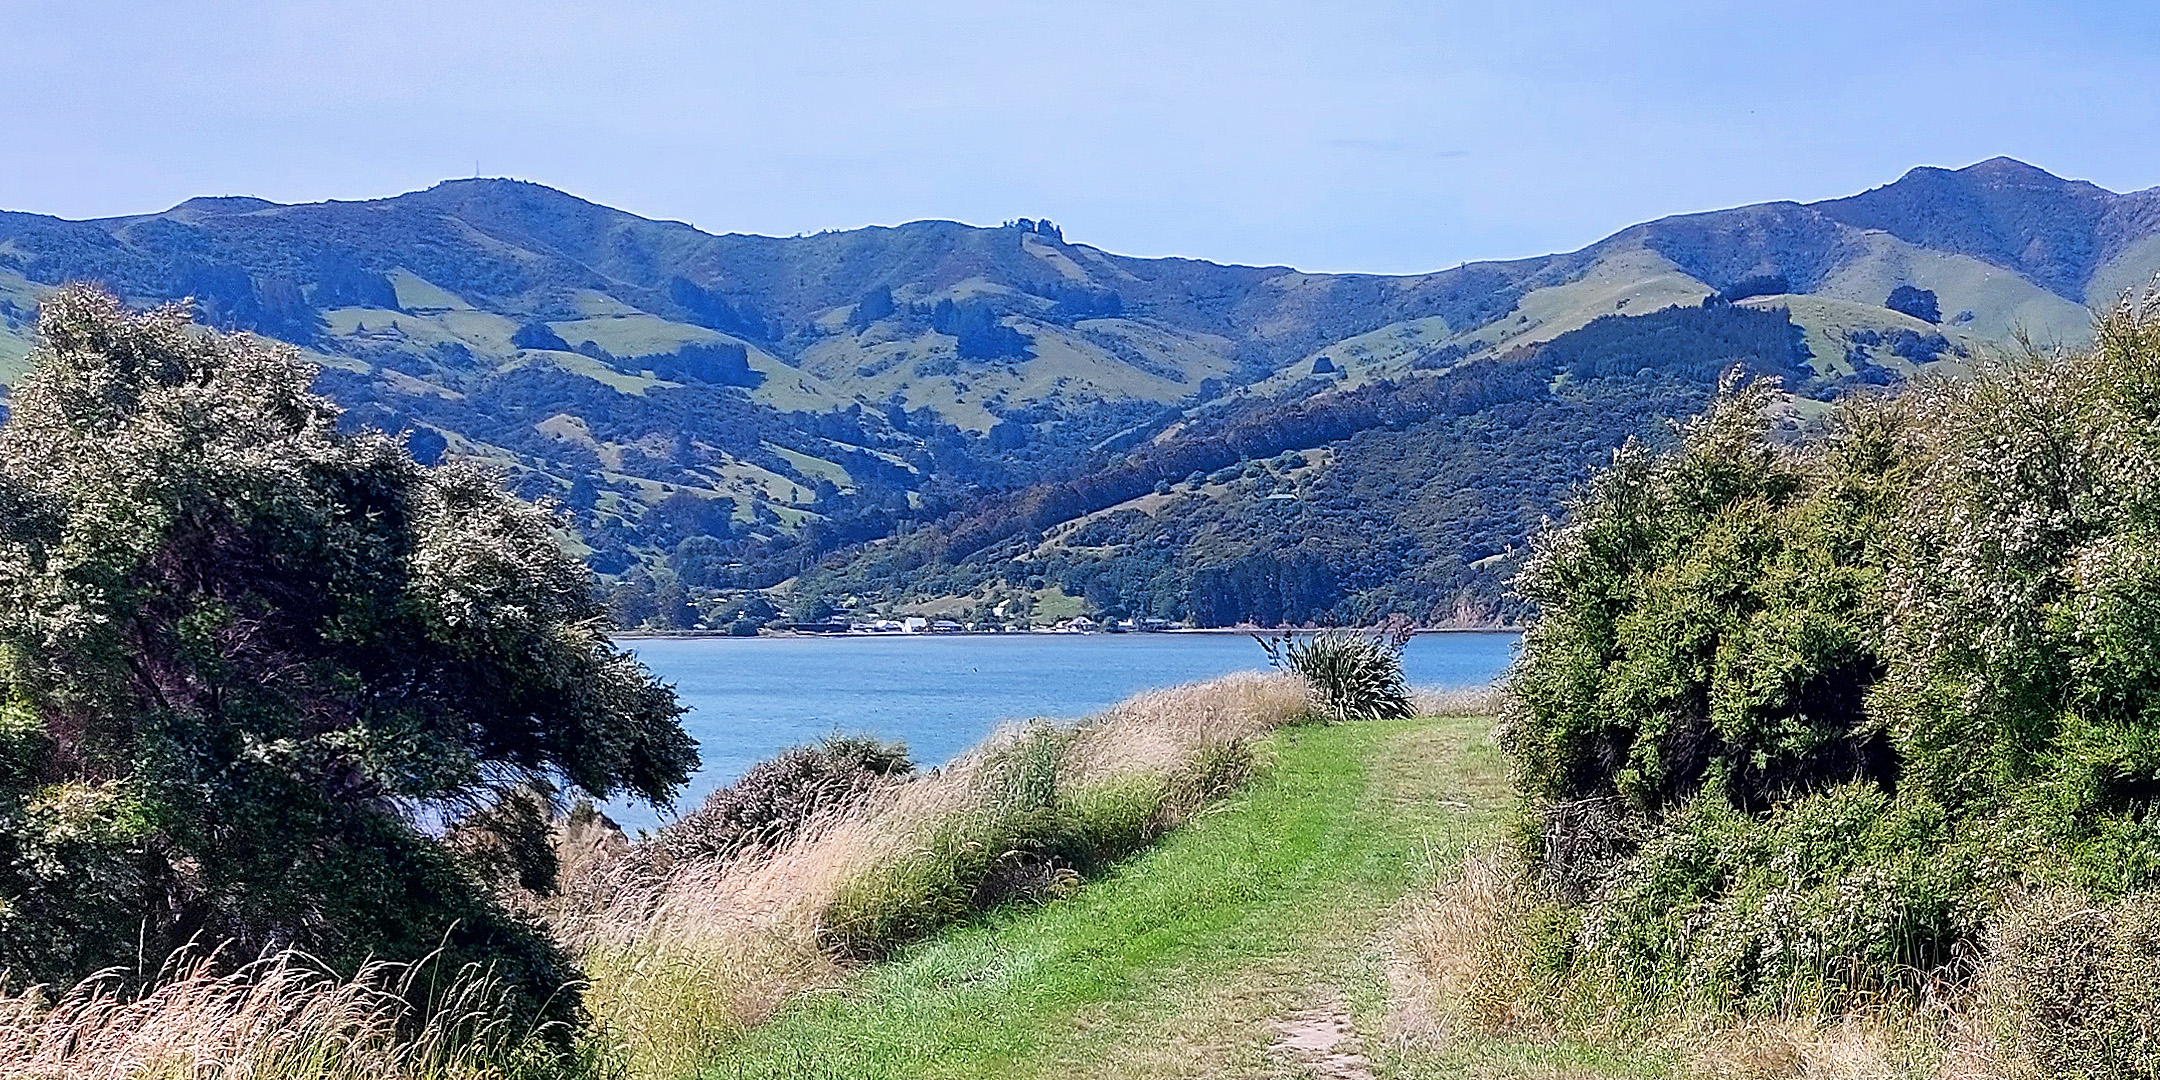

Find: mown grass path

[702,713,1650,1079]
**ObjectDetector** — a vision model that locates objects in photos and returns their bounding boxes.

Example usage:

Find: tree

[405,424,448,465]
[0,287,697,1023]
[850,284,896,330]
[1886,284,1941,324]
[671,534,731,588]
[930,298,1033,360]
[510,320,570,351]
[646,489,734,546]
[644,340,762,388]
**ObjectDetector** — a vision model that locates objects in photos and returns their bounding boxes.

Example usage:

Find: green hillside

[797,302,1851,626]
[0,157,2152,625]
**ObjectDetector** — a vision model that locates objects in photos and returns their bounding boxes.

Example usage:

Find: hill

[2,158,2154,624]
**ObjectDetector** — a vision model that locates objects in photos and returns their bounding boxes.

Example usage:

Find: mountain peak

[166,195,282,216]
[1950,157,2116,201]
[1812,157,2117,300]
[1956,156,2079,185]
[425,176,563,195]
[399,177,641,230]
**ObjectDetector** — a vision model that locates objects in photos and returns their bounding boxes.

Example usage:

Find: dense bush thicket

[1504,297,2160,1022]
[0,288,695,1025]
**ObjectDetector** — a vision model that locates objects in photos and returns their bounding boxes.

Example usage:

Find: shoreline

[612,626,1525,641]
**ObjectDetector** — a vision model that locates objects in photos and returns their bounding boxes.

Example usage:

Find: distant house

[902,616,930,633]
[930,619,964,633]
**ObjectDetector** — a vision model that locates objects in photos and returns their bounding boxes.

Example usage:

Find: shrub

[1500,374,1944,1006]
[1581,784,1997,1012]
[1503,373,1898,820]
[1501,293,2160,1015]
[646,735,913,871]
[0,287,696,1027]
[1259,626,1415,722]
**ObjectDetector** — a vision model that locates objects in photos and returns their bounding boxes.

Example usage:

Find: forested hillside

[1,157,2153,625]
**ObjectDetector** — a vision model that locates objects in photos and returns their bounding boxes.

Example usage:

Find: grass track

[701,714,1670,1079]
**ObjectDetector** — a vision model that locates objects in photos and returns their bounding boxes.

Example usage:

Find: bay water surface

[612,631,1518,830]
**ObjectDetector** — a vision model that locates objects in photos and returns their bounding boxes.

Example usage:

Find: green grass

[698,714,1671,1080]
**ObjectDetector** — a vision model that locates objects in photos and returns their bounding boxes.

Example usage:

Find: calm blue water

[610,631,1518,831]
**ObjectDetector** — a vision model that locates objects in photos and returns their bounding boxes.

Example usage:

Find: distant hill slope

[0,159,2153,625]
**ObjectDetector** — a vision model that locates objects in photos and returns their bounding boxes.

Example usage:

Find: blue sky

[5,1,2157,274]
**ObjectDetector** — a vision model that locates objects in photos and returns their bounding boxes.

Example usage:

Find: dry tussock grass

[1388,848,1547,1044]
[557,749,984,1076]
[1409,684,1509,718]
[1062,671,1310,786]
[1677,1015,1943,1080]
[0,950,536,1080]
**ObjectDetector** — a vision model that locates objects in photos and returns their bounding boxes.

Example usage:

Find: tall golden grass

[1407,684,1509,719]
[0,949,555,1080]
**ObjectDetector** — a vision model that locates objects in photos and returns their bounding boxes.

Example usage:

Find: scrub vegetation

[12,283,2160,1079]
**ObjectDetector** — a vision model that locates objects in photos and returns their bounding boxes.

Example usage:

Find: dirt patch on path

[1267,1006,1375,1080]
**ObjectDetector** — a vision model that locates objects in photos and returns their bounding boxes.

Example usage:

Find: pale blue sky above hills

[4,0,2157,274]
